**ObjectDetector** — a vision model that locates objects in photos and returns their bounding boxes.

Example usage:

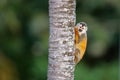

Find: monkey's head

[76,22,88,35]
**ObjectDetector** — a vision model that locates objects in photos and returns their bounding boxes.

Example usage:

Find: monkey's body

[74,22,87,64]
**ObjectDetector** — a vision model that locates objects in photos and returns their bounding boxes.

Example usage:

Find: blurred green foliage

[0,0,119,80]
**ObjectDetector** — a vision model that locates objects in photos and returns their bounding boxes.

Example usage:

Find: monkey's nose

[79,29,82,32]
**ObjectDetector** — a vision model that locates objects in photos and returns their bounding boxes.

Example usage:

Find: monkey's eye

[79,29,82,32]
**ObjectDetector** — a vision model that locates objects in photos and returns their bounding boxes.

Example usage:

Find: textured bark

[48,0,76,80]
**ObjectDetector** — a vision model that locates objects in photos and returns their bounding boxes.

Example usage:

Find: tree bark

[48,0,76,80]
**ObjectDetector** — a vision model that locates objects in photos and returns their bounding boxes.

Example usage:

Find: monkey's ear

[76,23,79,27]
[76,23,82,27]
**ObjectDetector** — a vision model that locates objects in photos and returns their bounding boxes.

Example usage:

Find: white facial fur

[76,22,88,35]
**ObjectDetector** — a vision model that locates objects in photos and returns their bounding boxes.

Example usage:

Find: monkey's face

[76,22,88,35]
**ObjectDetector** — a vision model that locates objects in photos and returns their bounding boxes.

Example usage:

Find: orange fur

[74,27,79,44]
[74,26,87,64]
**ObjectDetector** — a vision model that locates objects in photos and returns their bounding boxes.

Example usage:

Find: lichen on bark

[48,0,76,80]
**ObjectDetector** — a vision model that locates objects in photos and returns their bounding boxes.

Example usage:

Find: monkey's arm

[74,27,79,44]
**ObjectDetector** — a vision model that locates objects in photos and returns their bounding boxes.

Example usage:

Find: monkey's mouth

[79,29,82,32]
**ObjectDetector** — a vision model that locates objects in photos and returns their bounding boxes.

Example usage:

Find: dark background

[0,0,119,80]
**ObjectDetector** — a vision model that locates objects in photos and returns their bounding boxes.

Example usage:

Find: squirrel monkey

[74,22,88,64]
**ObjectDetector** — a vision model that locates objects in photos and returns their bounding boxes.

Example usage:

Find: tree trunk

[48,0,76,80]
